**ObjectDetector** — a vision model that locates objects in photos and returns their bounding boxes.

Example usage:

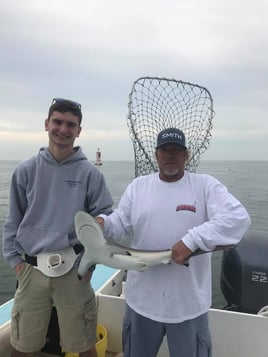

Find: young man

[3,98,113,357]
[96,128,251,357]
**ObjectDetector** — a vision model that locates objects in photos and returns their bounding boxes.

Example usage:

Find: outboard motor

[221,230,268,314]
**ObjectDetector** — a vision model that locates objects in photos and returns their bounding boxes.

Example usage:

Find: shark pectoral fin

[136,262,148,271]
[109,250,132,259]
[162,258,171,265]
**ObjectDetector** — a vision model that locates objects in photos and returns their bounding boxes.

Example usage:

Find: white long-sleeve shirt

[102,171,251,323]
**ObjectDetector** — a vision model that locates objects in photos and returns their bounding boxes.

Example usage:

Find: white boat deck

[2,268,268,357]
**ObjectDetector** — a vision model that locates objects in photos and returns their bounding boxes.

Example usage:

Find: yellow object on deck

[63,324,108,357]
[96,324,108,357]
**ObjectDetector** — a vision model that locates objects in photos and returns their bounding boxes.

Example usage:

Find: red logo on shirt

[176,204,196,213]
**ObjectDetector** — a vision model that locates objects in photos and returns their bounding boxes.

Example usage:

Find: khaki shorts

[11,263,97,353]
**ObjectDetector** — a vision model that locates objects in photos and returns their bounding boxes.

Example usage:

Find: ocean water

[0,160,268,307]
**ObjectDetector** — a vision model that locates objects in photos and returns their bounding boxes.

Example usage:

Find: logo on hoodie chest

[64,180,82,188]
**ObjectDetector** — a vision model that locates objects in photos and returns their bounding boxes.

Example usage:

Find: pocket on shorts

[197,332,212,357]
[84,296,97,343]
[16,262,32,280]
[11,307,21,341]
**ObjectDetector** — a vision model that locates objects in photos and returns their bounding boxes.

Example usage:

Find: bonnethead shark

[74,211,235,278]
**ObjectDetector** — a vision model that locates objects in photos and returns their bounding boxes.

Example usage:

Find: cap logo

[156,128,186,149]
[162,132,183,140]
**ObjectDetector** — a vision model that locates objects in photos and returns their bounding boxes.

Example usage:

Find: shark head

[74,211,172,277]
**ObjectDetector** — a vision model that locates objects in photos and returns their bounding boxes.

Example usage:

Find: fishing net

[127,76,215,177]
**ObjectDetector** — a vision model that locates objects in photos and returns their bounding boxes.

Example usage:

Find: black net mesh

[127,77,215,177]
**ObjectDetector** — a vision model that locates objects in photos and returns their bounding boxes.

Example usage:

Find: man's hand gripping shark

[75,211,235,279]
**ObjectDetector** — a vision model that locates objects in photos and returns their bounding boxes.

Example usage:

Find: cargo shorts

[11,263,97,353]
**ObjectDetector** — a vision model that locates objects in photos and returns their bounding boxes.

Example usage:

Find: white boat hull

[97,270,268,357]
[1,269,268,357]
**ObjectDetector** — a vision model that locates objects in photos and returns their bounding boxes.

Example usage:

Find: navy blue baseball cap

[156,128,187,149]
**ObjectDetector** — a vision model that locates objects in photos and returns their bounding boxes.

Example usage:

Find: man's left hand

[171,241,193,265]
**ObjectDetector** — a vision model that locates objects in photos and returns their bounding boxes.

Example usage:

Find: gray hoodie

[3,146,113,268]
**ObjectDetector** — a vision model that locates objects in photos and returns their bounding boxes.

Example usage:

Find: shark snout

[75,211,91,226]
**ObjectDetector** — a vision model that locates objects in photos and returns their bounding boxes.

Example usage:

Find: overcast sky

[0,0,267,162]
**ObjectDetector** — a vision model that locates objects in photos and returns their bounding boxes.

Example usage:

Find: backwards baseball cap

[156,128,187,149]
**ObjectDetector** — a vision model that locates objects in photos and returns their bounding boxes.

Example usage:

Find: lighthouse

[95,148,103,166]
